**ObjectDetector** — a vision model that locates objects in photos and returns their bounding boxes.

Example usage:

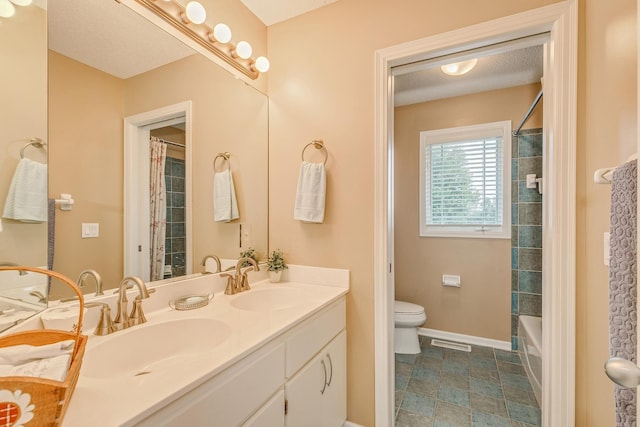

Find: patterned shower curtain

[149,138,167,281]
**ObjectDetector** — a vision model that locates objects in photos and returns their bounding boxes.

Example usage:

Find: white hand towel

[0,354,71,382]
[2,158,48,223]
[0,339,74,365]
[294,161,326,223]
[213,169,239,222]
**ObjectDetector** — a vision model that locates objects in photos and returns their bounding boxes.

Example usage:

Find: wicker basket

[0,266,87,427]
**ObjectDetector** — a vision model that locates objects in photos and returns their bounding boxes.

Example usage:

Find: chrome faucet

[114,276,151,330]
[201,255,222,274]
[76,269,104,296]
[222,257,259,295]
[0,262,27,275]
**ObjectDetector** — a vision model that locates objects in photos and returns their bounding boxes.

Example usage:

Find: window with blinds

[419,121,511,238]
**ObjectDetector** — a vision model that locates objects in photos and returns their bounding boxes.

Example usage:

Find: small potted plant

[239,247,258,267]
[266,249,288,282]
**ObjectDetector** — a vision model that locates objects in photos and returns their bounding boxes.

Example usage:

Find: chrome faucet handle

[85,302,116,336]
[76,269,104,296]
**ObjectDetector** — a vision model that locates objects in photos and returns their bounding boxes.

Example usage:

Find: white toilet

[394,300,427,354]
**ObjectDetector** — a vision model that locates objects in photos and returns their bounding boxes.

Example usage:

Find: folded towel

[0,354,71,382]
[294,161,326,223]
[0,339,74,365]
[213,169,239,222]
[2,158,48,223]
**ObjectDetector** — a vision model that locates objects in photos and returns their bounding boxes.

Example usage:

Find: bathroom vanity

[4,265,348,426]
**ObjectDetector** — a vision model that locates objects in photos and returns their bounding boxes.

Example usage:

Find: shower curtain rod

[513,89,543,136]
[151,136,184,149]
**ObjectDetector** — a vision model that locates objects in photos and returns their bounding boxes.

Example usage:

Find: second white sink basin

[82,318,231,379]
[230,287,309,311]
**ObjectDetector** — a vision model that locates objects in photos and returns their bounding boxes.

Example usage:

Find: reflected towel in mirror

[213,169,239,222]
[294,161,326,223]
[2,158,47,223]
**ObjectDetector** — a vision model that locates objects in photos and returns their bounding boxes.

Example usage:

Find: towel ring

[20,138,47,159]
[213,152,231,172]
[301,139,328,165]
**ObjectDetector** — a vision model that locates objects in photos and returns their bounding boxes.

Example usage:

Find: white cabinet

[135,297,346,427]
[137,342,285,427]
[285,331,346,427]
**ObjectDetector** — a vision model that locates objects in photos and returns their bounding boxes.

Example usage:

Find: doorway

[123,101,193,282]
[374,2,577,426]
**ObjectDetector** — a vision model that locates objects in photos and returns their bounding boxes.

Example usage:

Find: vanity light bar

[134,0,265,80]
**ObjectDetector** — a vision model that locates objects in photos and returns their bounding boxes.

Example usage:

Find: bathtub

[518,315,542,405]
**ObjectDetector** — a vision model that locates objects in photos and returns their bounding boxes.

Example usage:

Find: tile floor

[395,337,541,427]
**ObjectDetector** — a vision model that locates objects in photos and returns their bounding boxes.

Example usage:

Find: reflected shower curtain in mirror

[150,138,167,281]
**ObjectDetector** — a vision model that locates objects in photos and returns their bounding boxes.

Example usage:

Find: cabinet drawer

[242,389,285,427]
[286,298,345,378]
[138,342,285,427]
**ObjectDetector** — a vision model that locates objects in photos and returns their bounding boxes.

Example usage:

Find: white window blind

[419,121,511,238]
[426,138,503,226]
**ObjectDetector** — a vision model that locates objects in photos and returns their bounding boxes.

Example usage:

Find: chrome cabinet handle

[320,359,328,394]
[326,353,333,387]
[605,357,640,388]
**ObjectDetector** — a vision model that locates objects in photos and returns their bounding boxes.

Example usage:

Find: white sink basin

[230,287,310,311]
[82,318,231,379]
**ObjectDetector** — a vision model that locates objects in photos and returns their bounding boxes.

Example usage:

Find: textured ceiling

[240,0,339,25]
[47,0,542,103]
[48,0,194,79]
[394,45,544,106]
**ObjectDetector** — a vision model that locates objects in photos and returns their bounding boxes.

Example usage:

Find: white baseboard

[418,327,512,351]
[343,422,365,427]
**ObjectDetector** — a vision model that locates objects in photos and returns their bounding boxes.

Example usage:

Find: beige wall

[394,83,542,342]
[268,0,637,425]
[48,51,125,294]
[576,0,637,425]
[0,6,47,267]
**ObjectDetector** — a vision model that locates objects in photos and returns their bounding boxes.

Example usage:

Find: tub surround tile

[518,134,543,157]
[517,157,542,179]
[518,203,542,225]
[518,271,542,294]
[517,181,543,203]
[518,248,542,272]
[518,293,542,317]
[518,226,542,249]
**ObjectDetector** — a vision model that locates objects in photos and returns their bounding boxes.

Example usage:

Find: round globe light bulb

[185,1,206,24]
[0,0,16,18]
[440,58,478,76]
[235,41,252,59]
[10,0,33,6]
[254,56,270,73]
[213,23,232,43]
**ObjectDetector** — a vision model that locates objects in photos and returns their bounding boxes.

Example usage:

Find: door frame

[123,101,193,280]
[373,2,577,426]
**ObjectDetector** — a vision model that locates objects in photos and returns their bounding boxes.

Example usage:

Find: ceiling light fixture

[440,58,478,76]
[0,0,33,19]
[134,0,268,80]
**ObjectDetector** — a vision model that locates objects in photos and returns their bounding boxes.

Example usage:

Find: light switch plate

[82,223,99,238]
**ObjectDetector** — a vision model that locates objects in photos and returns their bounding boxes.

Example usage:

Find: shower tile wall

[165,156,186,278]
[511,128,543,350]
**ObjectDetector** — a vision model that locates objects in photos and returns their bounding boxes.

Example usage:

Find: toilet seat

[394,300,426,325]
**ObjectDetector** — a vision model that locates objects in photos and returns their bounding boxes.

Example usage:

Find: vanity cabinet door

[322,331,346,427]
[285,331,346,427]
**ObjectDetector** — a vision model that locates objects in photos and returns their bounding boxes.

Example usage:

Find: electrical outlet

[240,223,252,248]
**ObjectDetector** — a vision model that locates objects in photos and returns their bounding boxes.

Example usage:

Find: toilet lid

[394,300,425,315]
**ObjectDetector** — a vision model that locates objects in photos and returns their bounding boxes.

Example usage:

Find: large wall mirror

[1,0,268,306]
[0,1,49,329]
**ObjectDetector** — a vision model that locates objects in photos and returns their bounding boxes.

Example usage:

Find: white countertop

[57,265,349,426]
